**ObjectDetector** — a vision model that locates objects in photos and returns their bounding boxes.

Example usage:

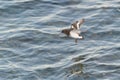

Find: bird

[61,19,84,43]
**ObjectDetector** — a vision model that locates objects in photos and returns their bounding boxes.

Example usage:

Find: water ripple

[0,0,120,80]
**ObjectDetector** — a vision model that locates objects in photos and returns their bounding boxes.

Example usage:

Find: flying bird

[61,19,85,43]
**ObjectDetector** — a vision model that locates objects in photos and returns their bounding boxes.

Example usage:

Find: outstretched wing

[71,19,85,30]
[78,19,85,27]
[71,21,78,29]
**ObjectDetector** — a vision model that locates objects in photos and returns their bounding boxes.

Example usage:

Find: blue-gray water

[0,0,120,80]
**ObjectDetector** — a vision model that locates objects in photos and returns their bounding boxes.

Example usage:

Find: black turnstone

[61,19,85,43]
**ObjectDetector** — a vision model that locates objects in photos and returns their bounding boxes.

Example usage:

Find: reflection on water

[65,55,96,80]
[65,63,83,76]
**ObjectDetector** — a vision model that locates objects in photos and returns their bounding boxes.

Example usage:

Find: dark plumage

[61,28,73,36]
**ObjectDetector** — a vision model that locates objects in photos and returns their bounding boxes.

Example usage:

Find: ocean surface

[0,0,120,80]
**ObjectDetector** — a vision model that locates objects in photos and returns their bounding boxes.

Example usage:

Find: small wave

[0,48,18,58]
[0,0,40,17]
[41,0,81,6]
[13,0,33,3]
[82,29,120,42]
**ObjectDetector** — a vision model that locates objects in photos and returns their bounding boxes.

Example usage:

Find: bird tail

[78,36,83,39]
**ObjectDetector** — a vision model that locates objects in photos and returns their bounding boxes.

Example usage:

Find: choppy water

[0,0,120,80]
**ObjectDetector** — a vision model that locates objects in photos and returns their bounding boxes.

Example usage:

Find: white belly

[70,30,82,39]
